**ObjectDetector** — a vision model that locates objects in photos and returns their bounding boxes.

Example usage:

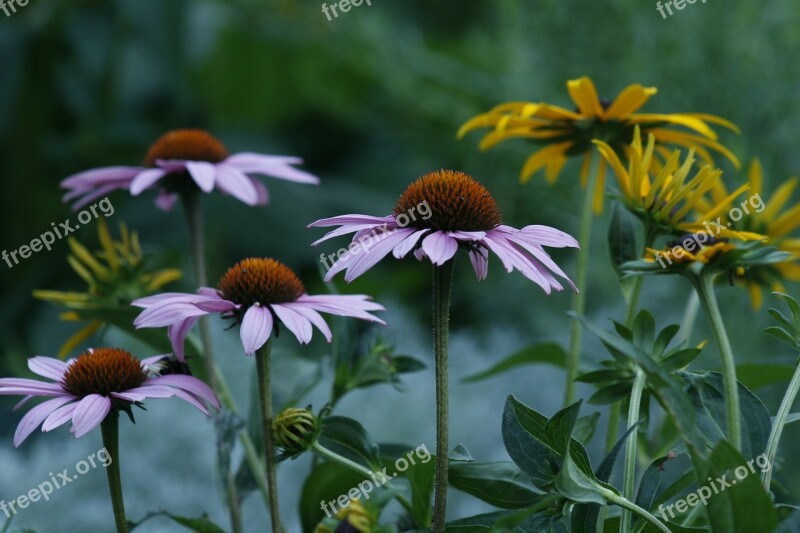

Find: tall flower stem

[604,490,671,533]
[180,190,218,392]
[619,368,646,533]
[693,274,741,451]
[565,163,600,405]
[256,341,282,533]
[101,415,128,533]
[310,442,416,520]
[432,260,455,532]
[762,353,800,490]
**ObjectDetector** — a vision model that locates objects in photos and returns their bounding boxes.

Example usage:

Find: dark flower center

[218,258,305,307]
[393,170,502,232]
[62,348,148,398]
[144,129,229,167]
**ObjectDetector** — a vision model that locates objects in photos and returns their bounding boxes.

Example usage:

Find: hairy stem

[101,415,128,533]
[620,369,646,533]
[432,260,455,532]
[256,341,282,533]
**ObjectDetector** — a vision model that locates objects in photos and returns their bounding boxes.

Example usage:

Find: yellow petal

[567,77,603,118]
[762,177,799,224]
[605,84,658,120]
[97,219,119,272]
[771,203,800,238]
[747,282,763,310]
[68,238,109,280]
[519,143,572,184]
[592,160,607,214]
[593,140,630,198]
[649,129,740,168]
[683,113,740,133]
[631,114,719,140]
[32,290,91,304]
[696,183,751,223]
[747,160,763,198]
[144,269,183,291]
[67,255,96,287]
[457,114,502,139]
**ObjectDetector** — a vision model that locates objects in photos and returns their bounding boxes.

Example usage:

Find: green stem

[180,190,218,392]
[679,290,701,344]
[605,403,621,454]
[101,415,128,533]
[620,369,646,533]
[239,430,272,507]
[311,442,416,520]
[762,353,800,490]
[432,260,455,532]
[256,341,282,533]
[605,491,671,533]
[623,277,644,327]
[693,274,741,451]
[565,162,600,405]
[226,474,243,533]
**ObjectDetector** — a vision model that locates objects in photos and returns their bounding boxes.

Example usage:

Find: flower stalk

[693,274,742,451]
[100,414,128,533]
[256,341,282,533]
[619,368,646,533]
[565,161,600,405]
[432,260,455,532]
[762,353,800,490]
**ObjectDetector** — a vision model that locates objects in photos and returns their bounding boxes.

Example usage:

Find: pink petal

[468,248,489,280]
[271,305,314,344]
[42,402,79,432]
[308,214,395,228]
[172,389,211,416]
[111,385,176,402]
[240,305,274,355]
[185,161,216,192]
[342,228,414,282]
[224,152,303,169]
[155,191,178,211]
[14,396,75,447]
[393,229,429,258]
[28,357,68,381]
[130,168,168,195]
[295,295,386,325]
[193,298,238,313]
[287,305,333,342]
[516,225,580,248]
[147,375,220,410]
[168,317,199,362]
[70,395,112,438]
[421,231,459,266]
[252,178,270,205]
[214,164,259,205]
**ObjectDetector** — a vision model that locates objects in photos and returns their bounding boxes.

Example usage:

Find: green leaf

[449,462,543,509]
[589,382,632,405]
[736,364,795,390]
[406,454,436,528]
[659,348,702,372]
[554,436,616,506]
[299,462,368,533]
[680,371,772,459]
[318,416,381,470]
[462,343,566,383]
[573,412,601,445]
[608,201,640,280]
[633,456,696,529]
[697,440,778,532]
[632,310,656,351]
[653,325,681,359]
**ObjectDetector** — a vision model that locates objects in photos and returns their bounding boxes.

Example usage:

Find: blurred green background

[1,0,799,531]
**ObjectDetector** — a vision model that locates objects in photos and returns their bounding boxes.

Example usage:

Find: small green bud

[273,407,317,454]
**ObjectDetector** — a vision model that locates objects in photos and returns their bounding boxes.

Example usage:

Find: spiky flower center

[218,258,305,307]
[393,170,502,232]
[62,348,147,398]
[144,129,229,167]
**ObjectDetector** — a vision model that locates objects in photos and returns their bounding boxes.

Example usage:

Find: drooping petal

[240,305,274,355]
[42,402,79,432]
[155,190,178,211]
[308,214,396,228]
[421,232,459,265]
[341,228,414,282]
[130,168,168,195]
[0,379,67,396]
[286,305,333,342]
[14,396,76,447]
[193,298,238,313]
[468,248,489,280]
[225,153,319,184]
[393,229,429,258]
[171,389,211,416]
[185,161,216,192]
[134,299,212,328]
[214,164,260,205]
[147,375,220,410]
[111,385,176,402]
[295,295,386,325]
[168,317,200,362]
[311,223,389,246]
[28,357,69,381]
[515,225,580,248]
[61,166,143,189]
[252,178,270,205]
[271,304,314,344]
[70,395,112,438]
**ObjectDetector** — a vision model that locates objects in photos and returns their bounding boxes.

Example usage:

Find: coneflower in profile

[309,169,578,531]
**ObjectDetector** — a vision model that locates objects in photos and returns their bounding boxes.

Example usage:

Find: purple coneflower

[131,257,385,532]
[309,169,579,531]
[0,348,219,532]
[61,129,319,211]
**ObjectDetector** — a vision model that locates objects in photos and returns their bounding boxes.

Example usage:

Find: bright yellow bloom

[596,127,761,241]
[314,499,374,533]
[694,161,800,308]
[458,76,740,213]
[34,220,181,357]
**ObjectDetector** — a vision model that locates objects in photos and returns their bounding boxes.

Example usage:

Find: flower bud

[273,407,317,453]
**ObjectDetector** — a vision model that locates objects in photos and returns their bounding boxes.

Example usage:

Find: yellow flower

[596,127,761,241]
[645,240,735,267]
[314,499,374,533]
[34,220,181,357]
[458,76,739,213]
[693,160,800,308]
